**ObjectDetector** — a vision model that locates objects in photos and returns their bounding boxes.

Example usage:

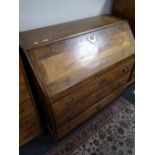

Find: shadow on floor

[123,83,135,104]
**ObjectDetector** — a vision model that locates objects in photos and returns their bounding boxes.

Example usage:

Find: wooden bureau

[20,15,135,139]
[19,58,42,145]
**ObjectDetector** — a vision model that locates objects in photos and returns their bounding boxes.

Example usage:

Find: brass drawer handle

[122,68,127,73]
[67,111,77,119]
[122,65,129,73]
[65,98,77,106]
[118,79,126,86]
[99,79,106,87]
[126,65,129,70]
[95,93,102,100]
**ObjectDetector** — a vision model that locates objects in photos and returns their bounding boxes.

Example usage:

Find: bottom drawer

[56,86,124,139]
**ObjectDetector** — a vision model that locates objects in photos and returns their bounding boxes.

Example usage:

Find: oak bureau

[20,15,135,140]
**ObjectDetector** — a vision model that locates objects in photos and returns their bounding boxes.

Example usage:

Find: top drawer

[26,21,134,101]
[52,58,134,114]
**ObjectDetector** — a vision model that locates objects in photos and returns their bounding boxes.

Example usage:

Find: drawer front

[52,72,130,127]
[56,86,124,139]
[52,59,134,117]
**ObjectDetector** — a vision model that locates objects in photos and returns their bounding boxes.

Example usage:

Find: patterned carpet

[45,97,135,155]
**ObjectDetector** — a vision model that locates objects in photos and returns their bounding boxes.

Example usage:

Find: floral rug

[45,97,135,155]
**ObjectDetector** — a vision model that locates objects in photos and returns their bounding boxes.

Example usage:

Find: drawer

[52,58,134,112]
[52,72,130,127]
[56,86,124,138]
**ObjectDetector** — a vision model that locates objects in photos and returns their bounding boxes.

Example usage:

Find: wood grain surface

[20,15,135,140]
[24,21,134,101]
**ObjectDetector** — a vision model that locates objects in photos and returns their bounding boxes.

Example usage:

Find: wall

[19,0,113,32]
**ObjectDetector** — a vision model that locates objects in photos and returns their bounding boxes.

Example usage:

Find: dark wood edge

[126,79,135,87]
[46,124,58,142]
[128,63,135,81]
[24,52,50,100]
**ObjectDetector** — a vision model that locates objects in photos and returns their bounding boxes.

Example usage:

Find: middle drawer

[52,72,130,127]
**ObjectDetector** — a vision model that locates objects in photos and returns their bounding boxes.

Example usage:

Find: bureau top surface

[20,15,122,51]
[20,16,135,101]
